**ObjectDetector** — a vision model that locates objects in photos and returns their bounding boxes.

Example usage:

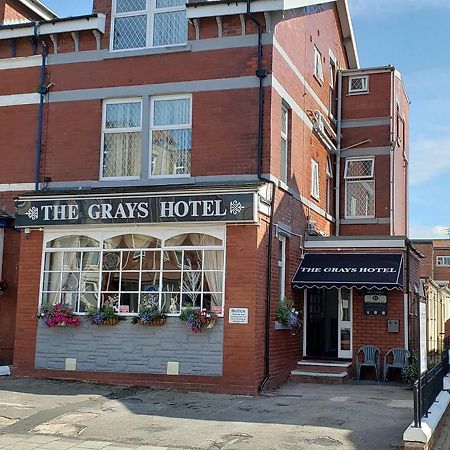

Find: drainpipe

[245,0,273,391]
[34,22,48,191]
[335,70,343,236]
[389,68,395,235]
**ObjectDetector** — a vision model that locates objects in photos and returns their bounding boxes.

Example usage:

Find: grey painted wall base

[35,318,223,376]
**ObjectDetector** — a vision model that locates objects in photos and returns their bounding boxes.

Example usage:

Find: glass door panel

[338,288,352,358]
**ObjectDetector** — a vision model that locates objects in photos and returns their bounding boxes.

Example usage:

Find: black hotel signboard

[15,192,256,227]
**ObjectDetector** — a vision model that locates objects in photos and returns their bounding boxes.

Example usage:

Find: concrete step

[297,361,352,374]
[291,370,349,385]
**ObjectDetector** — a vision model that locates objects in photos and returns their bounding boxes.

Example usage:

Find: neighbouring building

[0,0,417,393]
[413,239,450,365]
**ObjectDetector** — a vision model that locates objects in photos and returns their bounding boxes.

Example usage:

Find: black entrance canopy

[292,253,404,290]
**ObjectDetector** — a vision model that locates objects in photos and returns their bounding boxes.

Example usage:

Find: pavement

[0,376,413,450]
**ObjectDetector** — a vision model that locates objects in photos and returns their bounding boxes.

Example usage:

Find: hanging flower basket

[132,295,167,327]
[179,308,218,334]
[36,303,81,328]
[276,298,302,334]
[86,300,123,326]
[138,317,167,327]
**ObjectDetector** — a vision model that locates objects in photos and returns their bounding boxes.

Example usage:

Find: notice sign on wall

[229,308,249,324]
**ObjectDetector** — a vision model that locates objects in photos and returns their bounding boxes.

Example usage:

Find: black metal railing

[414,348,449,427]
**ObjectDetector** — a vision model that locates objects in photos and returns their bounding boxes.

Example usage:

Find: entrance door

[305,288,338,358]
[338,288,352,359]
[305,287,352,359]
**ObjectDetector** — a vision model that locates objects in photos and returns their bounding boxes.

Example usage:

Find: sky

[41,0,450,239]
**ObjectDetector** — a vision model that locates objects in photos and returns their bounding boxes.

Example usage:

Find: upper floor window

[111,0,188,51]
[280,104,289,184]
[151,95,192,176]
[101,95,192,180]
[344,158,375,218]
[348,75,369,94]
[326,156,333,214]
[314,46,324,84]
[311,159,320,200]
[101,99,142,180]
[437,256,450,266]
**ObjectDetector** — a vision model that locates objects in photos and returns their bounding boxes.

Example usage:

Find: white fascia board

[336,0,359,69]
[40,15,106,34]
[19,0,57,20]
[304,239,406,249]
[187,0,333,19]
[0,14,106,40]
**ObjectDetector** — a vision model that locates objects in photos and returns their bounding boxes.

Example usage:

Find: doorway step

[290,360,352,384]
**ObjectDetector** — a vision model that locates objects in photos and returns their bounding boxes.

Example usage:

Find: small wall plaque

[229,308,249,324]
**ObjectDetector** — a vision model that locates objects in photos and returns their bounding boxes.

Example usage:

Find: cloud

[409,224,450,239]
[348,0,450,16]
[409,136,450,186]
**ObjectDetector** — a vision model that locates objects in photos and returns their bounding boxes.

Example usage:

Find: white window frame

[326,156,333,214]
[39,226,226,318]
[280,104,289,184]
[314,46,324,84]
[100,98,143,182]
[278,235,286,301]
[344,157,375,219]
[149,94,192,178]
[348,75,369,94]
[110,0,187,52]
[436,256,450,266]
[311,159,320,200]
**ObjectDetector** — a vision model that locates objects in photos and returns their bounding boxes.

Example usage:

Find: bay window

[111,0,188,51]
[40,231,225,316]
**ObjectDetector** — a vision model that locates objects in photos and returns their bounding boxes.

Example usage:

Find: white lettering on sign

[41,204,80,221]
[299,266,396,273]
[160,200,227,218]
[229,307,249,324]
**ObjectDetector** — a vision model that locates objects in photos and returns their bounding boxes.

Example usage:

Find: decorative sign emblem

[15,192,256,227]
[229,200,245,215]
[25,207,39,221]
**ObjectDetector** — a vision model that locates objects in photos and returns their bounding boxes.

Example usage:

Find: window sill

[106,44,191,59]
[347,90,370,96]
[313,74,324,86]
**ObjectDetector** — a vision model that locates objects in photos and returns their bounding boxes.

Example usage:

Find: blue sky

[42,0,450,239]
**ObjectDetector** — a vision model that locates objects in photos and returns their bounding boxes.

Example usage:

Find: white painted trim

[273,37,329,116]
[0,15,106,40]
[0,93,39,107]
[403,390,450,444]
[0,55,41,70]
[19,0,57,20]
[272,76,313,130]
[278,235,287,301]
[304,239,406,249]
[0,183,35,192]
[298,361,351,368]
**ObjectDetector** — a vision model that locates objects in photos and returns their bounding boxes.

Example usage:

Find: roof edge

[18,0,59,21]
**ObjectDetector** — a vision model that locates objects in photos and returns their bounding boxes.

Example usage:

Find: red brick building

[0,0,418,392]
